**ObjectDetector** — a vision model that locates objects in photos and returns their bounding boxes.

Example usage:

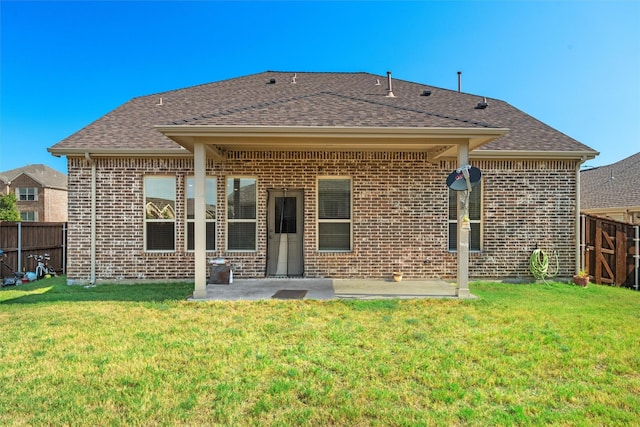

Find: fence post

[62,223,67,275]
[17,222,22,273]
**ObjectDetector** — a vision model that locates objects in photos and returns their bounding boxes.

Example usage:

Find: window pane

[449,183,481,220]
[449,223,480,251]
[18,188,36,201]
[227,178,256,220]
[319,179,350,219]
[145,177,176,219]
[448,190,457,220]
[21,211,36,221]
[228,222,256,250]
[187,222,216,251]
[468,184,481,220]
[186,178,217,220]
[275,197,296,233]
[319,223,350,251]
[146,222,175,251]
[470,223,481,250]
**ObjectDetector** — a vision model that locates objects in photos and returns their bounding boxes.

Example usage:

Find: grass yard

[1,277,638,426]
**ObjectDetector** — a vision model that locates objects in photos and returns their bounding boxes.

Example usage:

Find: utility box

[208,258,232,285]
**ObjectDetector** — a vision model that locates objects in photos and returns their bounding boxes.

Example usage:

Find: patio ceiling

[155,125,509,161]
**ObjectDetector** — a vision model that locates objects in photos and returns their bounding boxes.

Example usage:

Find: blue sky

[1,1,638,174]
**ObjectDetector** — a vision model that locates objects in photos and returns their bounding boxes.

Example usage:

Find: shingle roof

[50,71,596,155]
[580,152,640,209]
[0,164,67,190]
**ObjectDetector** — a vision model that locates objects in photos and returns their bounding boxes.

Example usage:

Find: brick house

[0,164,68,222]
[580,152,640,224]
[48,71,597,296]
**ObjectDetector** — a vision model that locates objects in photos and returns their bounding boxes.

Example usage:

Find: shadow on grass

[0,276,194,304]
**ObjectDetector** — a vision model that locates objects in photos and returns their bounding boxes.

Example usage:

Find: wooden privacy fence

[581,215,639,288]
[0,222,67,277]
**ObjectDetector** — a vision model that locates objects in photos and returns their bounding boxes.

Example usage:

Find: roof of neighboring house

[0,164,67,191]
[49,71,597,157]
[581,152,640,209]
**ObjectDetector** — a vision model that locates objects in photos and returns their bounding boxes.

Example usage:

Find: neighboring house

[580,152,640,224]
[48,71,597,295]
[0,164,68,222]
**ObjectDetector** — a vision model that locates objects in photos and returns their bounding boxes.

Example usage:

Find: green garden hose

[530,248,559,281]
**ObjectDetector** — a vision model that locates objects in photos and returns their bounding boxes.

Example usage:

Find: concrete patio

[190,278,473,301]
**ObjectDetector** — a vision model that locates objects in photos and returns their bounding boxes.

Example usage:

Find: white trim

[316,176,353,252]
[143,176,177,253]
[225,177,258,252]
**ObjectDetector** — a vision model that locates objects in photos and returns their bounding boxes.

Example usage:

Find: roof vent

[475,97,488,109]
[386,71,395,98]
[421,89,431,97]
[291,73,297,84]
[268,78,276,84]
[375,78,381,86]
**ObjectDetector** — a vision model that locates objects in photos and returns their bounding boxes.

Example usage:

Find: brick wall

[43,187,68,222]
[66,154,578,283]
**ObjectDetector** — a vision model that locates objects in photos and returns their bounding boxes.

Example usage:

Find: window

[226,178,256,251]
[317,178,351,251]
[17,188,37,201]
[21,211,37,221]
[144,176,176,251]
[448,182,482,251]
[185,177,216,251]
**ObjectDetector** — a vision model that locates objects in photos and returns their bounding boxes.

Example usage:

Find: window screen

[226,178,257,251]
[144,176,176,251]
[318,178,351,251]
[448,182,482,251]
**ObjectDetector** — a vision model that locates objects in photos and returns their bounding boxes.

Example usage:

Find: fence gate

[582,215,638,287]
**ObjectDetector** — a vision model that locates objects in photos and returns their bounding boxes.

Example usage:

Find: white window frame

[20,211,37,221]
[17,187,37,201]
[317,176,352,252]
[226,177,258,252]
[144,176,176,252]
[448,183,483,252]
[185,176,217,252]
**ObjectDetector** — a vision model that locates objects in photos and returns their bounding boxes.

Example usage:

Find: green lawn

[1,277,638,426]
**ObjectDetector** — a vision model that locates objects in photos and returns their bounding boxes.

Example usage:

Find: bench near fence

[0,222,67,277]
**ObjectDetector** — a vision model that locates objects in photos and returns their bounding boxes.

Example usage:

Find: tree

[0,193,21,221]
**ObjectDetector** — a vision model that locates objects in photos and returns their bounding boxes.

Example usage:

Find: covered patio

[157,125,507,301]
[189,278,471,301]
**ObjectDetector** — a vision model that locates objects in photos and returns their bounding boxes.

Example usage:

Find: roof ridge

[168,90,495,128]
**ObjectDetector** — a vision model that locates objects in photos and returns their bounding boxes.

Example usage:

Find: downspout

[575,156,587,274]
[85,152,97,286]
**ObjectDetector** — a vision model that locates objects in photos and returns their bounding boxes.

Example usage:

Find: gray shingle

[50,71,596,154]
[580,152,640,209]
